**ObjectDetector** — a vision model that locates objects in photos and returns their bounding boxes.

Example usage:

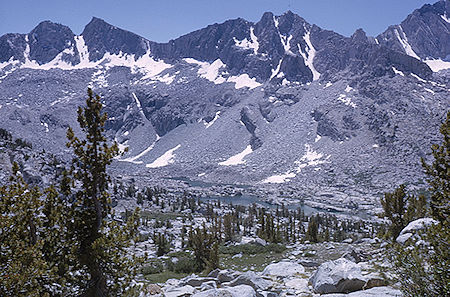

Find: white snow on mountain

[233,27,259,55]
[294,144,329,172]
[392,67,405,76]
[441,12,450,24]
[270,59,283,80]
[146,144,181,168]
[204,111,221,128]
[424,59,450,72]
[262,172,296,184]
[227,74,261,89]
[185,58,226,84]
[298,30,321,81]
[337,94,357,108]
[219,145,253,166]
[394,25,421,60]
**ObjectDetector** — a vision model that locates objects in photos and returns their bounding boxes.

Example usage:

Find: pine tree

[65,88,140,296]
[0,163,49,296]
[393,111,449,296]
[422,111,450,225]
[306,215,319,243]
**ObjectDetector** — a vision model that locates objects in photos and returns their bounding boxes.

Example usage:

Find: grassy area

[139,211,187,221]
[219,243,288,272]
[144,270,189,284]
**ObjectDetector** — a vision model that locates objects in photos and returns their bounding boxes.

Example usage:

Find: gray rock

[164,285,196,297]
[262,261,305,278]
[228,271,273,291]
[184,277,218,288]
[309,258,366,294]
[217,270,240,284]
[342,248,367,263]
[193,284,256,297]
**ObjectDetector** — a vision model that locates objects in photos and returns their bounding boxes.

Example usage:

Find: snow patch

[394,26,420,60]
[146,144,181,168]
[121,135,160,164]
[132,92,146,118]
[345,85,353,93]
[424,59,450,72]
[270,59,283,80]
[323,82,333,88]
[424,88,435,95]
[273,16,279,28]
[411,73,426,82]
[204,111,221,128]
[315,135,321,142]
[155,73,175,84]
[227,74,261,89]
[219,145,252,166]
[280,34,293,54]
[262,172,296,184]
[298,30,321,80]
[441,13,450,24]
[233,27,259,55]
[294,144,329,172]
[392,67,405,76]
[185,58,226,84]
[337,94,357,108]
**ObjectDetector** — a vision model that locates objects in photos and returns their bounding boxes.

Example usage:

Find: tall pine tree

[66,88,140,296]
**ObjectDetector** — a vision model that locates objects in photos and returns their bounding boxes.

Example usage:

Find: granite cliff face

[0,1,448,211]
[377,0,450,61]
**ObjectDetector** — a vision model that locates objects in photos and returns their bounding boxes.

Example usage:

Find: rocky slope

[0,1,449,212]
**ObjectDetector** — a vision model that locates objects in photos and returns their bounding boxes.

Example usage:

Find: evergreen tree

[305,215,319,243]
[393,111,449,296]
[0,163,49,296]
[422,111,450,225]
[65,88,140,296]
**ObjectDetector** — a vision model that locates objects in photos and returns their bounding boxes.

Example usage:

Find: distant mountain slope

[377,0,450,71]
[0,1,448,212]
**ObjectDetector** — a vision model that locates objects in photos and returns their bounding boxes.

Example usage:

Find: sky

[0,0,435,42]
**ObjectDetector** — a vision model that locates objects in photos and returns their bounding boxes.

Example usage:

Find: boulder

[284,278,309,292]
[342,248,367,263]
[164,285,196,297]
[396,218,438,244]
[199,281,217,291]
[142,284,163,295]
[323,286,402,297]
[309,258,365,294]
[192,284,256,297]
[262,261,305,278]
[227,271,273,291]
[184,277,218,287]
[217,270,240,284]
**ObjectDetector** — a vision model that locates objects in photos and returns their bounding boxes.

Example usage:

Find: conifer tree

[0,163,49,296]
[393,111,449,296]
[65,88,140,297]
[422,111,450,225]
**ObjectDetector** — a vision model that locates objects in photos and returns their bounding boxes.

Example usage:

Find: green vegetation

[382,111,449,297]
[0,88,140,296]
[380,184,427,240]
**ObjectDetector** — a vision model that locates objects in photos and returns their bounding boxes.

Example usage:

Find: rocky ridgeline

[137,239,402,297]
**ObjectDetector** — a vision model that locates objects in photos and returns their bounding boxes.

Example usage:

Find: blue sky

[0,0,434,42]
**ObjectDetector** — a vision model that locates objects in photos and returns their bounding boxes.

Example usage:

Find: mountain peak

[28,20,75,64]
[81,16,150,62]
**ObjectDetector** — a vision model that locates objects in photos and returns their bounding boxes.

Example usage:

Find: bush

[168,256,199,274]
[141,261,164,275]
[219,243,286,255]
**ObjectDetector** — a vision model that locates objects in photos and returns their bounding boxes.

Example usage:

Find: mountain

[377,0,450,70]
[0,1,448,214]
